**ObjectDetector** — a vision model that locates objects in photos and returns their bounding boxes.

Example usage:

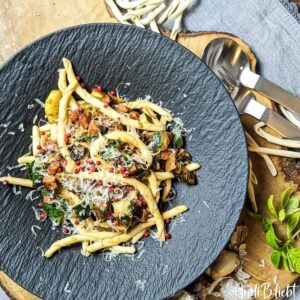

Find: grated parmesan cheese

[18,123,24,132]
[34,98,45,108]
[31,225,41,237]
[64,282,72,293]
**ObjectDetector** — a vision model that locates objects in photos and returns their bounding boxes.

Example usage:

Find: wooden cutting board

[0,1,299,299]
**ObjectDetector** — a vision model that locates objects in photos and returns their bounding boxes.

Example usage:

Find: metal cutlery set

[202,38,300,139]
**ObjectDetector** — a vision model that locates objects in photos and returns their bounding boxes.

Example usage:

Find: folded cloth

[165,0,300,99]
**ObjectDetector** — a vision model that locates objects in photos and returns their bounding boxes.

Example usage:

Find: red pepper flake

[65,137,70,144]
[37,202,43,208]
[57,167,63,173]
[165,233,171,239]
[110,90,116,96]
[37,145,42,150]
[168,190,175,198]
[90,166,97,172]
[78,106,84,113]
[114,220,120,226]
[108,214,115,221]
[66,133,72,138]
[96,161,101,166]
[76,75,81,82]
[87,158,94,165]
[123,188,129,195]
[116,159,122,165]
[109,167,115,173]
[40,131,45,136]
[143,231,150,237]
[128,186,135,191]
[95,85,103,92]
[113,197,119,203]
[2,180,8,185]
[165,218,171,224]
[109,186,115,193]
[74,168,80,174]
[40,149,46,155]
[63,227,69,234]
[122,172,129,178]
[97,180,103,186]
[121,166,127,172]
[74,220,80,225]
[104,103,109,108]
[75,160,81,165]
[40,213,47,220]
[80,82,86,88]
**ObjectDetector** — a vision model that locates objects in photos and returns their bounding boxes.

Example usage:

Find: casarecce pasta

[0,58,200,258]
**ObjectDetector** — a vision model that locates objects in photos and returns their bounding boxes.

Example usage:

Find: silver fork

[217,66,300,139]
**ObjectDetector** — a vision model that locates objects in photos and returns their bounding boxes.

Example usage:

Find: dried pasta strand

[248,146,300,159]
[254,122,300,148]
[245,131,277,177]
[106,0,131,24]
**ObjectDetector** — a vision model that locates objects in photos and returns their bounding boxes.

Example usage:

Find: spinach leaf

[173,126,183,149]
[152,132,162,152]
[73,203,91,220]
[80,132,95,144]
[26,161,44,187]
[43,203,64,224]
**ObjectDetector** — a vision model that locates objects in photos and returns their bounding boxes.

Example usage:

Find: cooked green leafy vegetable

[73,203,91,220]
[152,132,162,151]
[80,132,95,144]
[173,126,183,149]
[43,203,64,224]
[26,161,45,187]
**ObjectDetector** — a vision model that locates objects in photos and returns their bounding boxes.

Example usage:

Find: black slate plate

[0,24,248,300]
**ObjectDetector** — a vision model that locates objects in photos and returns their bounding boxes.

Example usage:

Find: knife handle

[254,75,300,116]
[240,67,300,116]
[244,98,300,139]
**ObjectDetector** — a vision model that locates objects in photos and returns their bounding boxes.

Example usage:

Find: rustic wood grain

[0,1,299,299]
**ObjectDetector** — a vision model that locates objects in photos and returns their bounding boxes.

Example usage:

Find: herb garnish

[249,187,300,273]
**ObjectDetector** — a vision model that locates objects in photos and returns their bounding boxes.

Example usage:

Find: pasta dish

[0,58,200,258]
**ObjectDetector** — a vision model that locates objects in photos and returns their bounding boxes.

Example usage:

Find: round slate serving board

[0,24,248,300]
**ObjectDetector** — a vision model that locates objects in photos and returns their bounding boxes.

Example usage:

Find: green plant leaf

[285,197,300,215]
[265,224,281,250]
[262,217,274,232]
[271,250,282,268]
[267,195,277,218]
[281,251,290,272]
[287,248,300,273]
[281,187,296,209]
[278,209,286,222]
[287,213,300,237]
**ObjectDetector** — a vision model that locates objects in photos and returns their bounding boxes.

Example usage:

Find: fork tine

[217,68,234,93]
